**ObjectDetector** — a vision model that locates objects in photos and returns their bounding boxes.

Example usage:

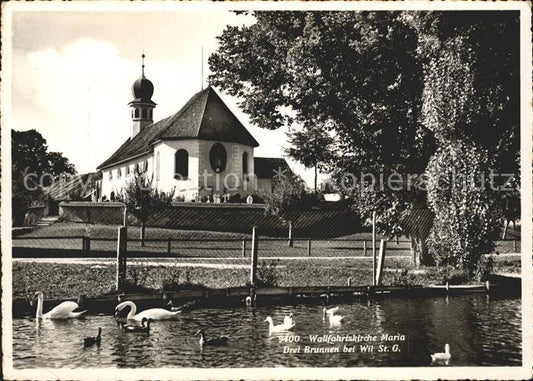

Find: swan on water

[264,316,295,335]
[194,329,229,346]
[34,292,87,319]
[283,313,294,327]
[431,344,451,363]
[245,296,252,306]
[322,307,345,325]
[114,301,181,321]
[83,327,102,347]
[324,306,339,316]
[122,317,153,333]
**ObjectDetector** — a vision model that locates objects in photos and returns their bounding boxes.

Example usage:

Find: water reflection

[12,294,521,368]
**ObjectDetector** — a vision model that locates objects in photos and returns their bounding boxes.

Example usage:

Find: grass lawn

[12,254,519,300]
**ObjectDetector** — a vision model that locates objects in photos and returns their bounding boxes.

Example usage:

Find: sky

[10,9,325,188]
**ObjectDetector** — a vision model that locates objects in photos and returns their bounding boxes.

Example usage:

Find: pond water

[12,294,521,368]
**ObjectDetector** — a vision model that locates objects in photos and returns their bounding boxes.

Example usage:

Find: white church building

[97,58,289,202]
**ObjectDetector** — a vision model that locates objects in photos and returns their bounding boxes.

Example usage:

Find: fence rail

[12,234,521,259]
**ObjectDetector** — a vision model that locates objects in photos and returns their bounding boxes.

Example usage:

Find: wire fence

[12,223,522,293]
[12,233,521,258]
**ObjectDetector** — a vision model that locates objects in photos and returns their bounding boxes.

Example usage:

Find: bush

[436,265,470,285]
[388,268,415,286]
[256,259,280,287]
[475,255,493,282]
[228,193,242,203]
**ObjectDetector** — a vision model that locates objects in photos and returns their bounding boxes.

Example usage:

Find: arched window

[117,168,122,178]
[175,149,189,179]
[155,152,160,181]
[110,191,115,201]
[134,109,139,118]
[126,165,130,176]
[109,171,113,180]
[209,143,227,173]
[242,152,249,177]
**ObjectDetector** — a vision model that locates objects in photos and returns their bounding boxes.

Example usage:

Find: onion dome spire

[131,52,155,103]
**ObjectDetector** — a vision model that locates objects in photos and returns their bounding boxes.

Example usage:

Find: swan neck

[36,294,43,318]
[125,301,136,319]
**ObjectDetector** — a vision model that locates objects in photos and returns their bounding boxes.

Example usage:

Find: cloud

[13,39,137,172]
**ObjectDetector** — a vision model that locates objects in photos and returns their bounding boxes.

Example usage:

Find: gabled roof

[254,157,292,179]
[98,87,259,169]
[43,172,101,201]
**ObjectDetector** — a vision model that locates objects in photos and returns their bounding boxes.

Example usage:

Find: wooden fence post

[363,240,367,256]
[307,239,312,257]
[116,226,127,292]
[288,221,293,247]
[167,237,172,255]
[372,211,376,286]
[85,237,90,255]
[375,239,386,286]
[513,239,518,252]
[242,238,246,258]
[250,226,258,286]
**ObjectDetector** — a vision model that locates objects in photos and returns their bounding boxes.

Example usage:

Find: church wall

[153,140,200,201]
[100,154,153,201]
[99,140,260,203]
[197,140,255,198]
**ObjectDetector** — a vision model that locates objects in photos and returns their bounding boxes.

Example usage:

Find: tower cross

[142,51,145,77]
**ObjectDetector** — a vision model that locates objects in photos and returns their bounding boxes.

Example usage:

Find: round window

[209,143,227,173]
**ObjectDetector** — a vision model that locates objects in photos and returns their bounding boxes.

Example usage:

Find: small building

[254,157,292,192]
[97,56,289,202]
[43,172,101,215]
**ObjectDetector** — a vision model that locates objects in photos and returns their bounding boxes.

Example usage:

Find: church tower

[129,53,156,137]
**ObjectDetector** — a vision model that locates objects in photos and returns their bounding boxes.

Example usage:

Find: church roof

[98,87,259,169]
[44,172,101,201]
[254,157,292,179]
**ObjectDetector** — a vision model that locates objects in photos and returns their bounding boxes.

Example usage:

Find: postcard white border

[2,1,532,380]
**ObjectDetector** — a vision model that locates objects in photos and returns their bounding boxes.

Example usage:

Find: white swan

[431,344,451,363]
[283,313,294,327]
[324,306,339,316]
[34,292,87,319]
[264,316,295,335]
[245,296,252,307]
[114,301,181,321]
[328,314,345,325]
[322,307,344,325]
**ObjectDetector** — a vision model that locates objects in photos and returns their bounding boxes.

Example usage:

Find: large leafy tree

[209,11,435,260]
[12,129,76,225]
[417,11,520,273]
[285,125,335,192]
[210,11,520,272]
